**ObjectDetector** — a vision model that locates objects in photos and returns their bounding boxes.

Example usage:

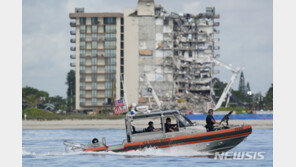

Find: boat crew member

[165,117,178,132]
[146,121,160,132]
[206,109,221,132]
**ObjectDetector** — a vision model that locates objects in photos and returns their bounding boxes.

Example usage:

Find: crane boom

[212,59,242,110]
[141,74,162,109]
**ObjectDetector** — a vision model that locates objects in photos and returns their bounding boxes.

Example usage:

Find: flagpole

[121,73,129,108]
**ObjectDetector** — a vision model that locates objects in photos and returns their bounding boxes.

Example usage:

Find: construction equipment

[140,74,162,109]
[212,58,243,110]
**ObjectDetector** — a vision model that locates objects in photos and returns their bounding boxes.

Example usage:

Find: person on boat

[165,117,178,132]
[206,109,221,132]
[146,121,160,132]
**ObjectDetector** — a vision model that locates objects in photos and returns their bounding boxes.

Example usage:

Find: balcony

[70,38,76,43]
[80,29,86,33]
[214,54,220,58]
[214,46,220,50]
[70,47,76,51]
[80,46,86,49]
[213,29,220,34]
[70,30,76,35]
[70,54,76,59]
[80,37,85,41]
[213,22,220,26]
[70,22,76,27]
[70,62,76,67]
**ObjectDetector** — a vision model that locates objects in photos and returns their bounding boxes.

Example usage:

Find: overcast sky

[22,0,273,98]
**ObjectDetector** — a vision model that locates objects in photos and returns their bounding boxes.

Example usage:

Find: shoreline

[22,119,273,130]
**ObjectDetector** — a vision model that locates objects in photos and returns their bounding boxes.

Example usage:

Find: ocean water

[23,129,273,167]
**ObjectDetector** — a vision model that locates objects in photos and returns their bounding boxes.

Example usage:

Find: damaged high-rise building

[70,0,220,113]
[124,0,220,113]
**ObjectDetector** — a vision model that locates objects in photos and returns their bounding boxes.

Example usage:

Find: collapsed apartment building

[70,0,221,113]
[124,0,220,113]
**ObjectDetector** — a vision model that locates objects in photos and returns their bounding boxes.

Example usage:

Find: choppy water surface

[23,129,273,167]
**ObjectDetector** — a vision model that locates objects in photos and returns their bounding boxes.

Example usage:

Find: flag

[115,99,125,107]
[114,99,127,115]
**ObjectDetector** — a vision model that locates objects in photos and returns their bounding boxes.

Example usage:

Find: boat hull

[84,125,252,153]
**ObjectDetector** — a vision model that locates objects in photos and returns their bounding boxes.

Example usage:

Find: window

[104,41,116,49]
[120,50,124,57]
[80,50,86,57]
[105,82,112,89]
[105,50,116,57]
[92,82,97,89]
[92,90,97,97]
[105,33,116,40]
[92,98,97,105]
[91,41,97,49]
[80,25,86,33]
[106,58,115,65]
[80,33,85,41]
[121,42,124,49]
[92,74,97,81]
[105,90,111,97]
[92,57,97,65]
[80,82,85,89]
[80,90,85,97]
[105,25,116,33]
[121,34,124,41]
[120,18,124,25]
[91,17,98,24]
[121,26,124,33]
[120,90,124,98]
[104,17,116,24]
[91,25,97,33]
[91,49,97,57]
[92,65,97,72]
[105,65,116,73]
[80,17,86,25]
[80,58,85,65]
[80,41,86,47]
[80,65,85,71]
[80,97,85,104]
[120,58,124,65]
[92,33,97,41]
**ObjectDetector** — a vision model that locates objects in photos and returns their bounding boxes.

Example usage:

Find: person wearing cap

[205,109,221,132]
[165,117,178,132]
[146,121,160,132]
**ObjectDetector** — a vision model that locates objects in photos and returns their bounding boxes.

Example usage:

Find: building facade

[124,0,220,112]
[70,0,220,113]
[70,8,124,111]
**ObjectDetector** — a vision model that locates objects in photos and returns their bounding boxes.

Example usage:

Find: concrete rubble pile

[138,3,220,113]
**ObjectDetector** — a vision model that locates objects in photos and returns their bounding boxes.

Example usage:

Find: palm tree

[23,94,41,108]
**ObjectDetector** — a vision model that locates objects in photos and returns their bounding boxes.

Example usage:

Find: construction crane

[212,58,243,110]
[140,74,162,109]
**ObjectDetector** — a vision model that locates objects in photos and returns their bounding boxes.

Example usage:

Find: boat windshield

[174,114,194,127]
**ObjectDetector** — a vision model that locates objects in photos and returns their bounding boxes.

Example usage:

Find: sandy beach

[22,119,273,129]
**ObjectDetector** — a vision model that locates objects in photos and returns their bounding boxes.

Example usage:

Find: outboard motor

[92,138,99,144]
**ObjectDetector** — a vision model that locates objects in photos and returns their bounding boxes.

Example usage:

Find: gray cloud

[23,0,273,97]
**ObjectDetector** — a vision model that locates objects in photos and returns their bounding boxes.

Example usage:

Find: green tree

[264,84,273,110]
[66,70,75,112]
[22,87,49,109]
[246,82,251,92]
[238,72,247,97]
[49,96,67,111]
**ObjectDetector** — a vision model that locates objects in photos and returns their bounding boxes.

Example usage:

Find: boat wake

[23,147,212,158]
[83,147,212,158]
